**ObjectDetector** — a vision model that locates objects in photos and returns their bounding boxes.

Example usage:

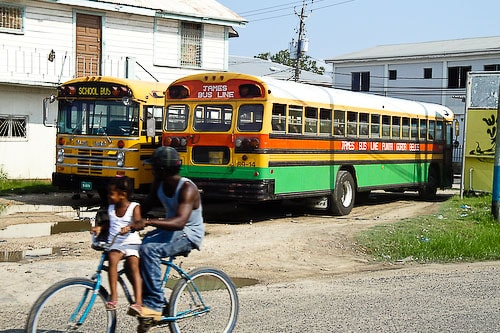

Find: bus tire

[419,166,439,199]
[329,170,355,216]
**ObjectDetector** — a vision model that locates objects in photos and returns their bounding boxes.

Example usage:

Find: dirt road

[0,190,453,283]
[3,189,500,333]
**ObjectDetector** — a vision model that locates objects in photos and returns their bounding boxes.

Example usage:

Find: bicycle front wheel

[25,277,116,333]
[168,267,239,333]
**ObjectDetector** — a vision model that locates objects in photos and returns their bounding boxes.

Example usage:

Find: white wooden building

[325,36,500,170]
[0,0,246,179]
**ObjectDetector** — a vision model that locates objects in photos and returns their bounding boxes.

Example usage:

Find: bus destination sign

[197,84,235,99]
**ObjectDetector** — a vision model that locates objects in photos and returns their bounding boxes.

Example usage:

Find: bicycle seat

[174,250,191,258]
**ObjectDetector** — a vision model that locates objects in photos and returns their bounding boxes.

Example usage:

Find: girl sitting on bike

[91,176,143,316]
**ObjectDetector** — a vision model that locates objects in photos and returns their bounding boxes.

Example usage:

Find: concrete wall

[0,84,56,179]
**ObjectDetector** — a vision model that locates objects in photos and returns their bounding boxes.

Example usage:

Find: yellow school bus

[43,76,169,201]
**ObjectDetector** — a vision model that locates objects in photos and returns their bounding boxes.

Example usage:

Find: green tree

[255,50,325,75]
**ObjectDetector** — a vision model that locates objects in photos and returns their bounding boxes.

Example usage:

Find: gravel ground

[1,190,499,332]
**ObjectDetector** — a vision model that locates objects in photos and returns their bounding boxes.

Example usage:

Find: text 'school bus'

[43,76,169,201]
[462,71,500,195]
[162,72,454,215]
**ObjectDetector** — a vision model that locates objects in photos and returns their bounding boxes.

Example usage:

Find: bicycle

[25,236,239,332]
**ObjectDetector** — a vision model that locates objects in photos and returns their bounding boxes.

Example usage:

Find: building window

[484,64,500,71]
[388,70,397,80]
[0,115,27,139]
[0,4,24,33]
[180,22,202,67]
[424,68,432,79]
[448,66,471,88]
[351,72,370,92]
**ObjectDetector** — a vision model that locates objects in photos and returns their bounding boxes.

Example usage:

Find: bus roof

[260,75,454,120]
[170,72,454,121]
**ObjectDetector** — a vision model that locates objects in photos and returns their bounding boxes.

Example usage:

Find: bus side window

[305,107,318,135]
[411,118,418,139]
[371,114,380,138]
[392,116,400,139]
[382,115,391,138]
[436,121,443,141]
[288,105,302,134]
[428,120,435,140]
[272,103,286,132]
[319,108,332,135]
[334,110,345,136]
[402,117,410,138]
[359,112,369,137]
[419,119,427,140]
[347,111,357,137]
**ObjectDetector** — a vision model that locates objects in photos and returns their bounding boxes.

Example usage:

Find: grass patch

[0,179,58,196]
[356,194,500,263]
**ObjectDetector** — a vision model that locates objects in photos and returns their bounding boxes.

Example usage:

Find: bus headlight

[57,149,64,163]
[116,151,125,167]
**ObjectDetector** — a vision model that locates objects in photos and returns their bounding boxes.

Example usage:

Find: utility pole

[293,1,309,82]
[492,83,500,221]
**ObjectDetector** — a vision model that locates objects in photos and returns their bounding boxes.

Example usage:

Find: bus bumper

[52,172,135,194]
[192,178,276,202]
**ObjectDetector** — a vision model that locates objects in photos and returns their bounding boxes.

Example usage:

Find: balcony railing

[0,45,132,86]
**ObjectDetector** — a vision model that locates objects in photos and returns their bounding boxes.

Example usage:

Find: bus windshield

[57,100,140,136]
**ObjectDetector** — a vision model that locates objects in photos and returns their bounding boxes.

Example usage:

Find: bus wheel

[419,166,438,199]
[329,170,355,216]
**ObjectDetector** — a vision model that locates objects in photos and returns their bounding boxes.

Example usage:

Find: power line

[240,0,355,22]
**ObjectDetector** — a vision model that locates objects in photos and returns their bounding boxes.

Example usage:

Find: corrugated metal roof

[77,0,247,25]
[326,36,500,63]
[229,55,332,86]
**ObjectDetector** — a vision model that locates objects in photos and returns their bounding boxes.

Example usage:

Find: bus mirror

[146,117,155,137]
[43,95,56,127]
[122,96,131,106]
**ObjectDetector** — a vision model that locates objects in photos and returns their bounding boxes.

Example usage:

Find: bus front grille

[76,149,104,175]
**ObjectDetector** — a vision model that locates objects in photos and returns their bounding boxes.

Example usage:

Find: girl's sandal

[106,300,118,311]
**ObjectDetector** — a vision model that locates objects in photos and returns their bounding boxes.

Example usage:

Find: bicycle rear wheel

[168,267,239,333]
[25,277,116,333]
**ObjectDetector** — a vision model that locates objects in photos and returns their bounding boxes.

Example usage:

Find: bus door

[188,104,233,174]
[442,121,454,187]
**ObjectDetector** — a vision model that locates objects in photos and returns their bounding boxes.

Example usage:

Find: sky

[216,0,500,62]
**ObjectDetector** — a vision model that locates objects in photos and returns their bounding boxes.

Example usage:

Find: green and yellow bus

[162,72,454,215]
[43,76,169,201]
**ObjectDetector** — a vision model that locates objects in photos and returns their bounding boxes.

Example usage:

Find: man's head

[146,146,182,176]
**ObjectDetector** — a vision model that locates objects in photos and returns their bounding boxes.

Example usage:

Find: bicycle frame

[76,250,210,325]
[65,251,107,327]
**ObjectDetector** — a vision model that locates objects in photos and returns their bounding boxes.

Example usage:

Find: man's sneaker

[139,306,162,321]
[127,303,142,317]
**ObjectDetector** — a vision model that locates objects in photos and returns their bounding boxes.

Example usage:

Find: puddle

[0,220,91,238]
[0,204,76,216]
[231,277,259,288]
[0,247,64,262]
[0,202,100,220]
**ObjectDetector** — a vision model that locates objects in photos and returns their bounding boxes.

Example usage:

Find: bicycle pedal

[137,317,154,333]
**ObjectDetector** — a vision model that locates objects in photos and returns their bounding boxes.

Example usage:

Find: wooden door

[76,13,101,76]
